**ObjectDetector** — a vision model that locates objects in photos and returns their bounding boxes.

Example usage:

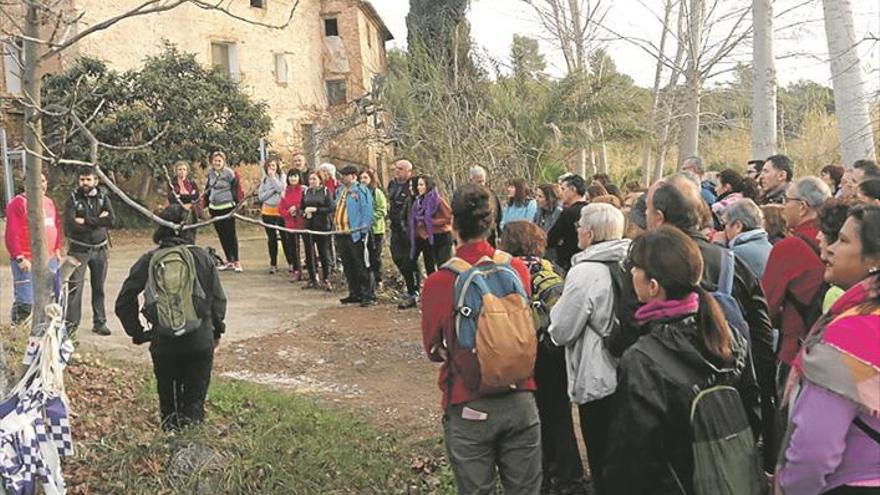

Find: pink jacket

[278,185,306,230]
[4,194,62,259]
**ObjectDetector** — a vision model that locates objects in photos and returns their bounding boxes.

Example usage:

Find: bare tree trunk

[568,0,586,72]
[678,0,703,162]
[596,120,608,175]
[822,0,877,166]
[751,0,777,160]
[23,5,52,333]
[576,147,588,177]
[644,0,675,186]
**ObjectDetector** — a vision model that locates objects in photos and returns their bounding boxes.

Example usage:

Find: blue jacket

[335,182,373,242]
[700,180,717,206]
[729,228,772,280]
[501,199,538,230]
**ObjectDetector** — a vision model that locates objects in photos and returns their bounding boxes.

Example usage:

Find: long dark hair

[628,226,731,359]
[507,178,530,205]
[848,205,880,308]
[417,175,436,196]
[286,169,303,187]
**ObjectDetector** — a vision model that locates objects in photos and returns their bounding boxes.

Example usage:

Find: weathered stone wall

[72,0,328,159]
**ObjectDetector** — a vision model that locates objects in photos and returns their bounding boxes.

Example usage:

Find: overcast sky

[370,0,880,92]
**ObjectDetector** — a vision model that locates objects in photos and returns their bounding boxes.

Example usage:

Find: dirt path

[1,227,442,444]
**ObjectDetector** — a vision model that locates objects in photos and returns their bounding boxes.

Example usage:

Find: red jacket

[761,219,825,364]
[278,185,306,230]
[4,194,62,259]
[421,240,536,409]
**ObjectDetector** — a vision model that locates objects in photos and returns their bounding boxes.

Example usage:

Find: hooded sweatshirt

[548,238,630,404]
[604,310,761,495]
[729,228,772,280]
[258,174,285,216]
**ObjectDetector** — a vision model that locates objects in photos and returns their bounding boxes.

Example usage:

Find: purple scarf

[408,189,440,259]
[634,292,699,326]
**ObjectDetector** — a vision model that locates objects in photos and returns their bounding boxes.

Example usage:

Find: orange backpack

[443,251,537,393]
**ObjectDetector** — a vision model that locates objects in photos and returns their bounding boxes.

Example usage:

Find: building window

[250,0,265,7]
[211,42,239,82]
[324,18,339,37]
[2,39,22,94]
[325,79,347,106]
[274,53,288,84]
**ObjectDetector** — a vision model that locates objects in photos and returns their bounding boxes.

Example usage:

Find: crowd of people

[5,151,880,493]
[414,156,879,495]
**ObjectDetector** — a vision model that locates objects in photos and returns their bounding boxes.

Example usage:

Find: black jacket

[302,186,333,231]
[691,236,777,470]
[115,237,226,356]
[64,188,115,247]
[761,184,787,205]
[604,315,761,495]
[546,200,588,272]
[387,178,412,233]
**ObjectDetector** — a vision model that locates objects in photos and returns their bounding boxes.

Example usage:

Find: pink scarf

[635,292,700,326]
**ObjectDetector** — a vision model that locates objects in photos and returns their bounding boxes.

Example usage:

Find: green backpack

[526,257,564,343]
[143,246,205,338]
[650,336,764,495]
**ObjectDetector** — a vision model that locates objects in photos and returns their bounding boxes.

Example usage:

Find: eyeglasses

[785,196,806,205]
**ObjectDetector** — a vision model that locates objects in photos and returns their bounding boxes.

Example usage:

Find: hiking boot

[397,294,418,310]
[233,262,243,273]
[339,295,361,304]
[217,262,233,272]
[92,323,111,336]
[359,298,377,308]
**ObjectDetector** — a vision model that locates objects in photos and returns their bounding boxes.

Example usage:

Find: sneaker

[233,262,243,273]
[302,281,318,290]
[359,298,377,308]
[397,294,419,310]
[92,323,111,336]
[292,270,302,281]
[322,280,333,292]
[218,262,233,272]
[269,266,278,275]
[339,295,361,304]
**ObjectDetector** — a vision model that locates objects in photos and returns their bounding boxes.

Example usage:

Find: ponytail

[696,288,732,360]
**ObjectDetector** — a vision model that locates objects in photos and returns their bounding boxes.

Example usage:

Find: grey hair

[318,162,337,175]
[682,156,705,175]
[723,198,764,231]
[469,165,487,179]
[394,159,413,171]
[793,176,831,208]
[579,203,625,242]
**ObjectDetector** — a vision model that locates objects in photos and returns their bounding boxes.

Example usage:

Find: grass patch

[66,357,453,494]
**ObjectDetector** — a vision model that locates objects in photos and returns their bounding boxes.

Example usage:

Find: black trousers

[390,229,420,296]
[151,349,214,431]
[533,345,584,489]
[412,232,453,275]
[210,206,239,262]
[578,394,615,494]
[262,215,297,268]
[337,235,373,300]
[67,246,109,328]
[368,233,385,284]
[304,233,333,282]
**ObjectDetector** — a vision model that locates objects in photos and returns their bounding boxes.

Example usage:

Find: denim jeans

[10,256,60,323]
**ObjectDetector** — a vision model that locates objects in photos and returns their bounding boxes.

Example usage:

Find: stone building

[0,0,394,175]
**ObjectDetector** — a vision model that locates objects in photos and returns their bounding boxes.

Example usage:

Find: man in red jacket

[762,176,831,371]
[421,184,541,494]
[4,173,62,323]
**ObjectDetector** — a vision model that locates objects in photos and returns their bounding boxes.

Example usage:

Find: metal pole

[259,138,266,164]
[1,128,14,206]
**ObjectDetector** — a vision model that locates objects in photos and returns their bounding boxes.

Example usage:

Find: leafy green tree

[510,35,546,84]
[42,43,272,178]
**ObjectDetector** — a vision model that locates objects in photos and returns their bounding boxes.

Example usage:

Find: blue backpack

[711,250,750,342]
[443,251,537,393]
